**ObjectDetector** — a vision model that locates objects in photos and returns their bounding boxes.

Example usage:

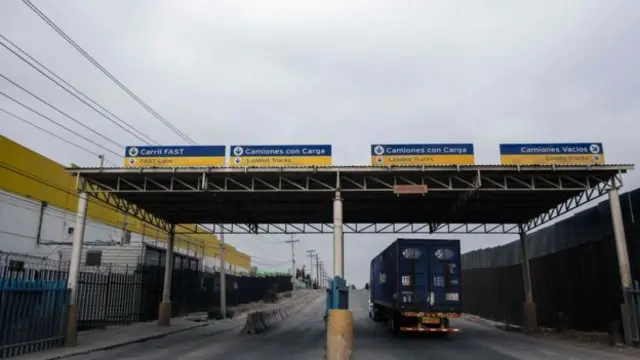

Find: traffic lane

[352,290,638,360]
[73,293,326,360]
[213,293,327,360]
[452,318,639,360]
[71,319,246,360]
[71,291,320,360]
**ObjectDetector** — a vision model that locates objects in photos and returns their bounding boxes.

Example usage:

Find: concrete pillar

[333,191,344,278]
[608,187,633,344]
[519,230,537,333]
[326,309,354,360]
[65,191,89,346]
[158,225,176,326]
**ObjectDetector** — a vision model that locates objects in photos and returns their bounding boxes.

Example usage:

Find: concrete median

[239,289,321,335]
[326,309,354,360]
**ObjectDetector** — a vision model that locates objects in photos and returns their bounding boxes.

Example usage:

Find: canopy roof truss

[67,164,632,235]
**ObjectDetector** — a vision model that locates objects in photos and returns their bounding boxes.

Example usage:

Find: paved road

[70,294,327,360]
[349,290,638,360]
[72,290,639,359]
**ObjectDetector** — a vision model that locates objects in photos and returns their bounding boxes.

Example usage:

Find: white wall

[0,190,118,260]
[0,190,250,274]
[0,191,185,265]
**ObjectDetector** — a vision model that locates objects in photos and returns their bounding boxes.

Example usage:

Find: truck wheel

[371,309,378,322]
[388,313,400,336]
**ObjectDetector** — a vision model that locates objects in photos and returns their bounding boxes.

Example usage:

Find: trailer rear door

[427,241,462,313]
[396,239,461,313]
[396,240,429,310]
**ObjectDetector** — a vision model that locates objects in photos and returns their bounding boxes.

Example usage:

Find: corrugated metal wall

[461,188,640,331]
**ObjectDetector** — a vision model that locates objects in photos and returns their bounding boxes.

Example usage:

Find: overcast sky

[1,0,639,286]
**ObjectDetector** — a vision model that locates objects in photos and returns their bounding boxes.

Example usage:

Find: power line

[0,161,268,271]
[21,0,196,144]
[0,106,117,165]
[0,161,209,247]
[0,33,158,145]
[251,258,290,266]
[0,191,120,234]
[0,90,123,159]
[0,73,124,150]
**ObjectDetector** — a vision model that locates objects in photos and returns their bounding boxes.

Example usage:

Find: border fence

[0,251,292,358]
[462,188,640,337]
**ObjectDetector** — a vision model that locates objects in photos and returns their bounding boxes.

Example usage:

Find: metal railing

[625,280,640,346]
[76,264,142,331]
[0,250,293,358]
[0,280,69,359]
[0,252,69,358]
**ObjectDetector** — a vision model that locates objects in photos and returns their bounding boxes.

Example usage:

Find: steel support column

[333,191,344,278]
[158,224,176,326]
[519,229,537,333]
[608,186,633,344]
[220,231,227,319]
[65,191,89,346]
[609,187,633,290]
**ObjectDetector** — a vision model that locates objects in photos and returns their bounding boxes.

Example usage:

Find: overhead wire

[0,90,123,159]
[21,0,196,145]
[1,161,293,270]
[0,73,124,150]
[0,191,120,235]
[251,257,291,266]
[0,106,117,165]
[0,33,158,145]
[0,161,210,248]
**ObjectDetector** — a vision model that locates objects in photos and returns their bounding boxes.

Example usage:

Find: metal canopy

[66,164,633,235]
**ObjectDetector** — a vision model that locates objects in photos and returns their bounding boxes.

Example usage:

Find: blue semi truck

[369,238,462,335]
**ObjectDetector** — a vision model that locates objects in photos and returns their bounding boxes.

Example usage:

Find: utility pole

[306,249,316,287]
[315,253,320,288]
[323,264,327,287]
[319,260,325,288]
[98,154,104,168]
[285,236,299,290]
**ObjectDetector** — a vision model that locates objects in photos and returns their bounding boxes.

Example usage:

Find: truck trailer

[369,238,462,335]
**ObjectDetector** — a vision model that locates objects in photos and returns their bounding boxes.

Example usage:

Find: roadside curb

[462,314,524,333]
[42,322,213,360]
[462,314,490,324]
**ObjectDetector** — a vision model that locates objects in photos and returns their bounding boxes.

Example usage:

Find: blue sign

[370,144,475,165]
[499,143,605,165]
[124,145,226,167]
[230,145,332,167]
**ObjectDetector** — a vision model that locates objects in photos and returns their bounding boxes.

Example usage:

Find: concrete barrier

[240,312,265,334]
[239,290,321,335]
[326,309,354,360]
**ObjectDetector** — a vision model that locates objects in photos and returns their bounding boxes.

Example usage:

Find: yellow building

[0,135,251,270]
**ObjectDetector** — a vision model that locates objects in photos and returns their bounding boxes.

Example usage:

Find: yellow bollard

[326,309,354,360]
